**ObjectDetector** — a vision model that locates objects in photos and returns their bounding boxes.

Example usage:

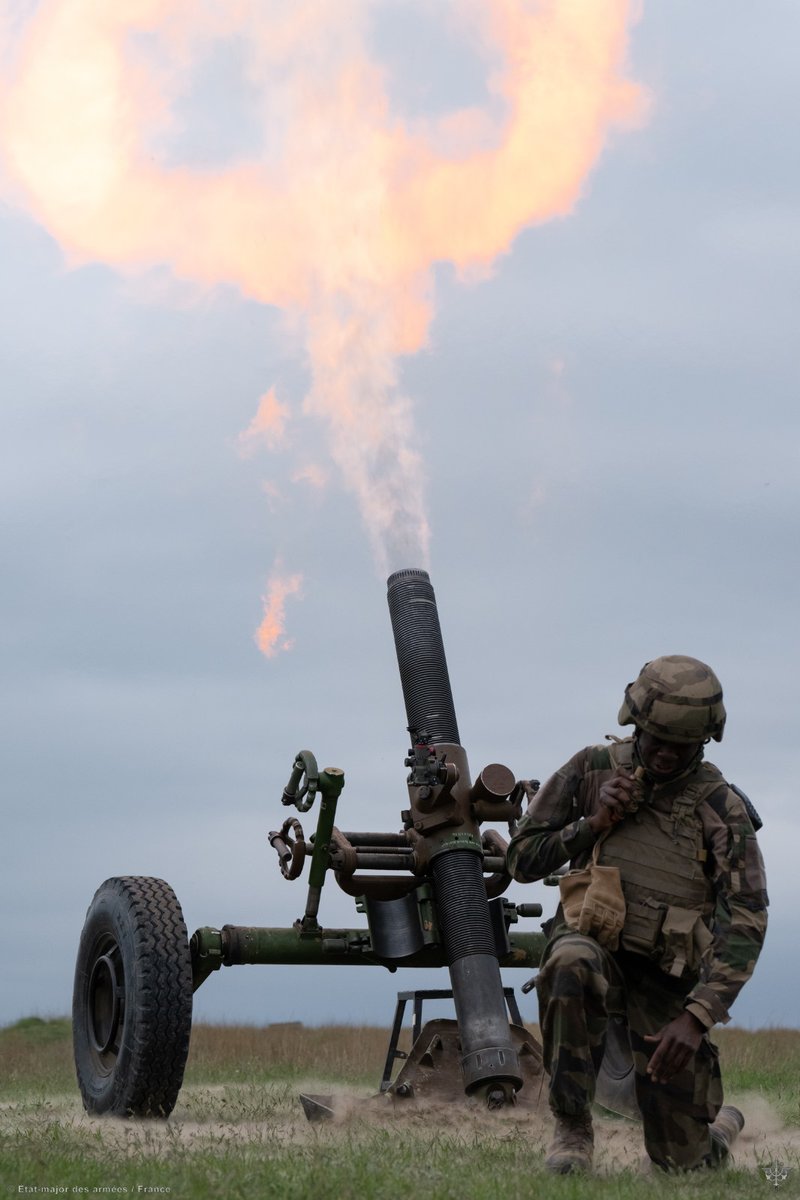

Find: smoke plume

[0,0,646,652]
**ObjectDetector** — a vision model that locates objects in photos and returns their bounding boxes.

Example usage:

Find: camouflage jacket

[507,738,768,1029]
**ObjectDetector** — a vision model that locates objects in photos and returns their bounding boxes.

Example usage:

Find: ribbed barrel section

[386,569,460,746]
[431,852,496,963]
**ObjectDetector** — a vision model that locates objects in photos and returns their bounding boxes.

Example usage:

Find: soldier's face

[637,731,703,778]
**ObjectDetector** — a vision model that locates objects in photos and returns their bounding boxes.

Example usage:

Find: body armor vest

[596,741,724,976]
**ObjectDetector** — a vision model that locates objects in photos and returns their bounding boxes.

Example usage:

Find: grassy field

[1,1017,799,1199]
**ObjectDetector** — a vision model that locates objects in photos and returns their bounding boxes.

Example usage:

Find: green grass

[713,1029,800,1127]
[1,1019,799,1200]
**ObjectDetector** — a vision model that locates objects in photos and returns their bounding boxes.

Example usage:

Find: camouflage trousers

[536,932,725,1171]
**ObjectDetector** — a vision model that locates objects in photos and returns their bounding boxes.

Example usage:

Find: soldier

[507,656,768,1174]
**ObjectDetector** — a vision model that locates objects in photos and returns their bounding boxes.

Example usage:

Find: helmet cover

[618,655,726,744]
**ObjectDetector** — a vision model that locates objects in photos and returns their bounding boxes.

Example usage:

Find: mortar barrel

[431,849,523,1094]
[386,569,522,1100]
[386,569,460,746]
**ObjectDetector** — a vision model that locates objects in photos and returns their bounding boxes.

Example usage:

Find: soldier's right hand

[588,770,638,833]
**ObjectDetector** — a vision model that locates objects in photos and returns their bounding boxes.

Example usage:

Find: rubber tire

[73,876,193,1117]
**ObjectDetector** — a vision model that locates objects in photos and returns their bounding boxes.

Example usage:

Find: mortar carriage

[72,569,636,1118]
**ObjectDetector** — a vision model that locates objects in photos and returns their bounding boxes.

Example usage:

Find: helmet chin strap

[633,732,705,784]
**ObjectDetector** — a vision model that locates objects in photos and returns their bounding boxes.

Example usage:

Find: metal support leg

[379,994,410,1092]
[380,987,524,1090]
[505,989,524,1026]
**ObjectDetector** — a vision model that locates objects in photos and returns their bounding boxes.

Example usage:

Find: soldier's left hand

[516,779,539,805]
[644,1012,705,1084]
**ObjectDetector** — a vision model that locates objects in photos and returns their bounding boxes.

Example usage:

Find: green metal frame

[190,924,546,991]
[191,754,548,993]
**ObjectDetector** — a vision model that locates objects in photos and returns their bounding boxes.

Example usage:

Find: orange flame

[255,567,303,659]
[0,1,646,652]
[238,387,289,457]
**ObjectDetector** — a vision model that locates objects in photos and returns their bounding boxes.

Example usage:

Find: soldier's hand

[517,779,539,805]
[588,771,637,833]
[644,1012,705,1084]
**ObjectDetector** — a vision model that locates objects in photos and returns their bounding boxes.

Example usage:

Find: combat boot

[545,1110,594,1174]
[709,1105,744,1165]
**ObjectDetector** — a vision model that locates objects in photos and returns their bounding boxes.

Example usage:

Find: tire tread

[73,875,193,1118]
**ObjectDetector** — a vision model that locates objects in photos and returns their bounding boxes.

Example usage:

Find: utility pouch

[559,836,626,949]
[661,906,713,978]
[692,1037,724,1114]
[619,897,665,958]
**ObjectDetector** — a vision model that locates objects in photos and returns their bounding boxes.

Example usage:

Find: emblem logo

[763,1160,789,1188]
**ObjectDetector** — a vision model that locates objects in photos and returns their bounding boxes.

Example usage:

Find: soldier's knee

[539,935,608,992]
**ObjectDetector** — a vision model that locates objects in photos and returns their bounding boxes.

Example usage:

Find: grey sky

[1,1,798,1031]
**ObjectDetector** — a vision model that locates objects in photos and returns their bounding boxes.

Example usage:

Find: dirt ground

[4,1082,799,1177]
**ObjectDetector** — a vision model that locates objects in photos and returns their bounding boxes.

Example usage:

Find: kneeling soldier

[508,656,768,1173]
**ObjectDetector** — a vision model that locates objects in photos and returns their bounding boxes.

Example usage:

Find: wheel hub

[88,949,124,1055]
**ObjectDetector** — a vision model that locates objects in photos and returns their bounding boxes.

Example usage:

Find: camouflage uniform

[508,737,768,1171]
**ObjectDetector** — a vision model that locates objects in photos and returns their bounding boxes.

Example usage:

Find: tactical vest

[596,740,725,977]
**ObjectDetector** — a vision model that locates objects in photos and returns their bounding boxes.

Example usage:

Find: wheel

[73,876,193,1117]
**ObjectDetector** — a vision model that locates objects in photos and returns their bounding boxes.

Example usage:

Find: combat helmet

[618,655,726,744]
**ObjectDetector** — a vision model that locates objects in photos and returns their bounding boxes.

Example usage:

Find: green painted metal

[282,750,320,812]
[297,766,345,930]
[307,769,344,890]
[429,831,483,858]
[190,923,546,991]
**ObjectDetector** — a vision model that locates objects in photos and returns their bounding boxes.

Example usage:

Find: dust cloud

[5,1083,797,1177]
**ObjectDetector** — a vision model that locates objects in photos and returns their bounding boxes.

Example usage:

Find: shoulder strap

[669,766,727,844]
[606,738,635,771]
